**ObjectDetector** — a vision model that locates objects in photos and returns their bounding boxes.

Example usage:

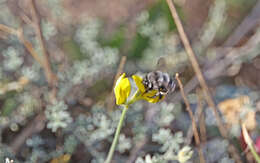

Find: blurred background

[0,0,260,162]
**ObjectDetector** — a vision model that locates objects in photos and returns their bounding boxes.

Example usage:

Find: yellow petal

[142,90,165,103]
[132,75,146,93]
[114,73,131,105]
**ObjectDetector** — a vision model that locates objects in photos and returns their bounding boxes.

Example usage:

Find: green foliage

[41,20,57,40]
[128,0,178,61]
[100,26,126,48]
[148,0,177,30]
[3,47,23,72]
[128,33,149,60]
[21,63,41,81]
[117,134,132,153]
[153,129,183,152]
[45,101,72,132]
[0,144,15,162]
[136,129,192,163]
[63,39,85,61]
[2,98,17,116]
[64,135,78,154]
[155,102,175,127]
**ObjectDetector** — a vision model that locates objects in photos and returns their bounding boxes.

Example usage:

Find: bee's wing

[156,56,176,80]
[156,57,168,72]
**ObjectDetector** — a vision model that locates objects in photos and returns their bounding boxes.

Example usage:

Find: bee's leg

[142,89,149,96]
[156,87,163,99]
[150,88,161,98]
[158,88,162,99]
[159,93,163,100]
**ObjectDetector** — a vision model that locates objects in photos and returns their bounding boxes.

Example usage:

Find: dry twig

[0,76,29,95]
[10,112,46,154]
[29,0,57,88]
[197,89,207,143]
[185,88,206,145]
[166,0,242,162]
[176,73,205,163]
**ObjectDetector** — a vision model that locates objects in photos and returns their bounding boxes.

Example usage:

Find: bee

[142,70,176,100]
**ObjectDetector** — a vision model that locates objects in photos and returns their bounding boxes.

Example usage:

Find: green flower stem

[242,124,260,163]
[249,145,260,163]
[105,90,141,163]
[105,105,128,163]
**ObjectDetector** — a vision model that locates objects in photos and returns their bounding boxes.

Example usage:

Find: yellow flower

[114,73,131,105]
[132,75,145,92]
[132,75,165,103]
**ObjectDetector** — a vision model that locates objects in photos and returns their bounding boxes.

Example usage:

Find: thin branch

[197,89,207,143]
[176,73,205,163]
[16,28,45,67]
[185,88,205,145]
[0,76,29,95]
[0,24,17,35]
[222,0,260,47]
[29,0,57,88]
[242,123,260,162]
[10,112,46,154]
[166,0,242,162]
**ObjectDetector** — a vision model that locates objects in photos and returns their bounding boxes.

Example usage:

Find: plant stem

[249,145,260,163]
[105,105,128,163]
[242,123,260,162]
[105,90,141,162]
